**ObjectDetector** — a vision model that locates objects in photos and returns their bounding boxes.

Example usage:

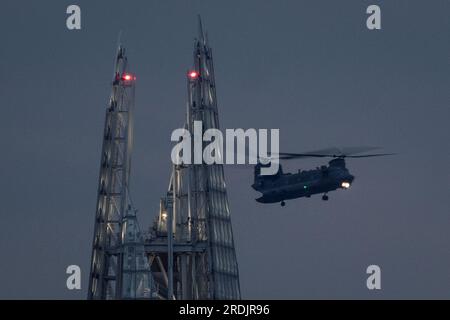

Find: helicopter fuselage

[252,162,354,204]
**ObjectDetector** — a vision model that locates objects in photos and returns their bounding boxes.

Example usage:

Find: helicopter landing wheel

[322,194,329,201]
[281,201,286,207]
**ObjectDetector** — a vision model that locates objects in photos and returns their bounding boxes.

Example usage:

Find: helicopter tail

[254,162,282,181]
[252,163,282,192]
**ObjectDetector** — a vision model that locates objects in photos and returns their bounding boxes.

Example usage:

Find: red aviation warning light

[121,73,136,81]
[188,70,199,79]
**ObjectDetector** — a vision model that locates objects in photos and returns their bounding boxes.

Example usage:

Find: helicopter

[251,147,394,206]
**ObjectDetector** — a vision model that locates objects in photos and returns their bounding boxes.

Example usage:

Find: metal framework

[121,207,156,299]
[88,17,240,300]
[145,17,241,300]
[88,45,154,299]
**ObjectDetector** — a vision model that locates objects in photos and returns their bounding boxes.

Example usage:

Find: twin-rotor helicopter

[248,147,394,206]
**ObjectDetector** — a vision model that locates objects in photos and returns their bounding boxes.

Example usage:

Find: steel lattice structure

[146,17,241,299]
[88,18,240,300]
[88,45,154,299]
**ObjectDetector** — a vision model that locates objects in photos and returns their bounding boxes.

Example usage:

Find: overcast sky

[0,0,448,299]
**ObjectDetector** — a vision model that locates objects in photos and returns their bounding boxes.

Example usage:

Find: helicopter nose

[340,174,354,189]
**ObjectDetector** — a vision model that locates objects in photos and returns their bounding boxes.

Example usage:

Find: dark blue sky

[0,0,448,298]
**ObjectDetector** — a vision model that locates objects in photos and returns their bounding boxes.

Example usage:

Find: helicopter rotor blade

[280,146,380,156]
[343,153,396,158]
[275,147,393,160]
[334,146,381,155]
[224,146,392,163]
[277,152,395,160]
[278,153,329,159]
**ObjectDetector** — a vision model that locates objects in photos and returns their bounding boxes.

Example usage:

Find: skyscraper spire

[88,44,147,299]
[197,14,205,45]
[187,17,241,299]
[88,18,240,300]
[146,17,241,300]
